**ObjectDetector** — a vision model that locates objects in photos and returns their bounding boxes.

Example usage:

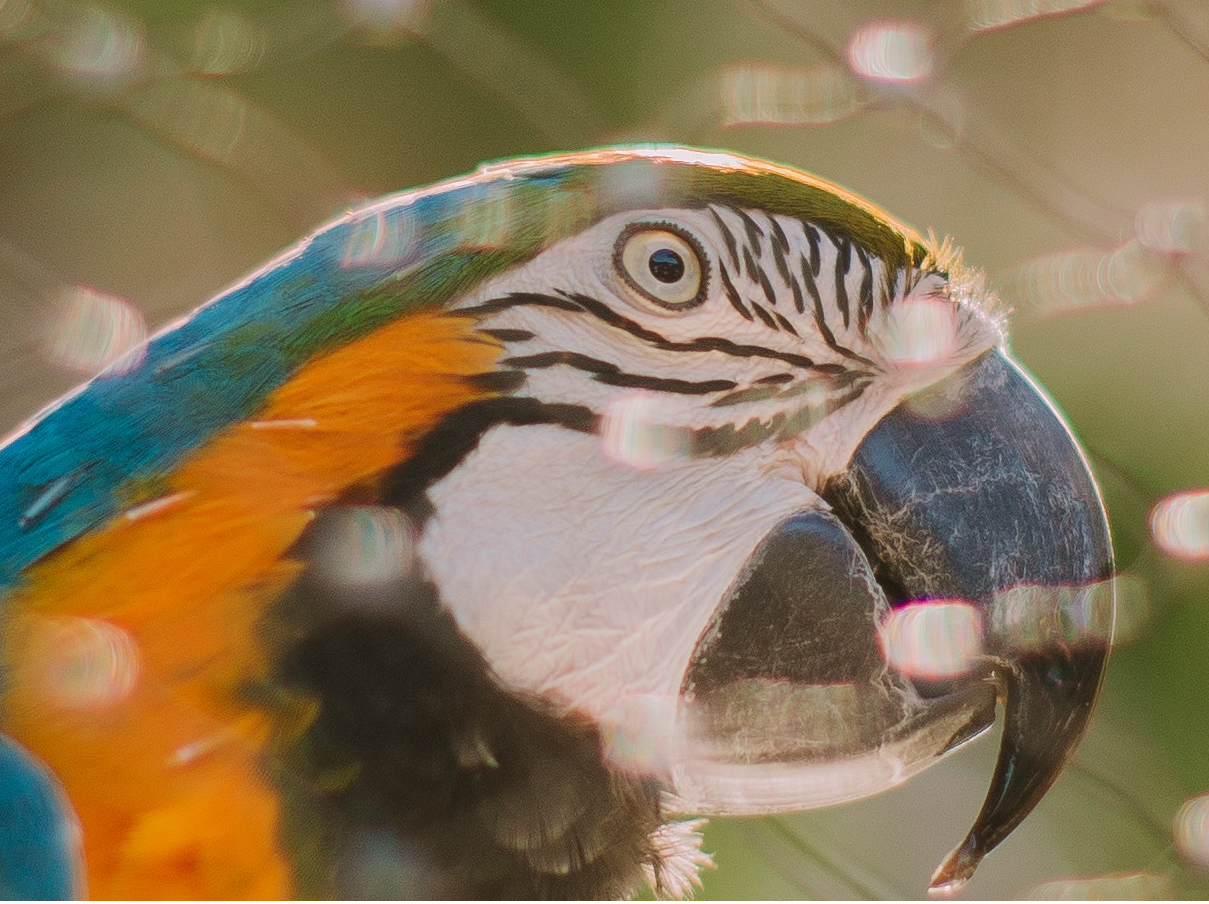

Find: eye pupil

[648,248,685,283]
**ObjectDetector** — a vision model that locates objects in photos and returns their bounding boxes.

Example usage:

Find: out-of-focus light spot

[1098,241,1165,301]
[341,829,450,898]
[988,580,1115,651]
[1176,793,1209,872]
[903,369,972,421]
[601,393,691,470]
[1008,240,1167,319]
[879,600,983,680]
[1150,490,1209,562]
[310,506,417,592]
[123,491,192,523]
[1104,572,1149,644]
[596,162,673,214]
[341,209,416,268]
[455,185,516,250]
[720,62,863,127]
[338,0,436,43]
[846,21,934,84]
[170,733,230,767]
[44,2,144,88]
[779,379,847,432]
[879,295,959,366]
[46,285,147,376]
[18,469,85,530]
[124,79,249,164]
[1027,871,1171,900]
[250,418,318,431]
[685,678,874,754]
[1135,199,1207,256]
[190,6,266,76]
[29,617,140,711]
[525,183,594,245]
[602,694,679,774]
[479,156,597,240]
[451,729,497,770]
[966,0,1106,33]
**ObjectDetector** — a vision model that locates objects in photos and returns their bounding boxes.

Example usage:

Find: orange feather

[1,312,502,899]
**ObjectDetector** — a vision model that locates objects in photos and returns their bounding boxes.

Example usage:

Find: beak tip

[831,350,1114,892]
[928,835,983,898]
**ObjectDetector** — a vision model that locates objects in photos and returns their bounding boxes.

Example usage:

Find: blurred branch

[422,1,598,146]
[740,0,1132,245]
[1149,0,1209,64]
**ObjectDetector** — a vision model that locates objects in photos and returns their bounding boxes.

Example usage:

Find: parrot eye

[614,223,708,310]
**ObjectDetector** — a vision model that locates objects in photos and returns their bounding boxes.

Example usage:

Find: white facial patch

[416,423,821,772]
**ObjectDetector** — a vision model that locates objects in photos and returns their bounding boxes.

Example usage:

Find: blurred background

[2,0,1209,898]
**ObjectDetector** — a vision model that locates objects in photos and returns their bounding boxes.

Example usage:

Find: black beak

[675,349,1112,893]
[822,349,1115,894]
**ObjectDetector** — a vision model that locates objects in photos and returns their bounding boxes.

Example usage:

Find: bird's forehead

[456,148,932,269]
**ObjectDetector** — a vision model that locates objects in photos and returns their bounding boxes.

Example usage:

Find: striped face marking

[425,199,1001,778]
[455,204,998,485]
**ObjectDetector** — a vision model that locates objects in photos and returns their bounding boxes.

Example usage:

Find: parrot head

[0,147,1113,898]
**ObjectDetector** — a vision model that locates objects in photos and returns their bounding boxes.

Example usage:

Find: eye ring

[613,222,709,311]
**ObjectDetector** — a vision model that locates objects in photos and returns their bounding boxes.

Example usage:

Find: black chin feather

[260,513,661,900]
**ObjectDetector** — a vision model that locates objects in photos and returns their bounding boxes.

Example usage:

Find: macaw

[0,147,1114,899]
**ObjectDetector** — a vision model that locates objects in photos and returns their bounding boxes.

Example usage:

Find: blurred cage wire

[2,0,1209,898]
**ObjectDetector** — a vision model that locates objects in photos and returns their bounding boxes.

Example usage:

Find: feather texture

[0,147,962,899]
[2,312,501,898]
